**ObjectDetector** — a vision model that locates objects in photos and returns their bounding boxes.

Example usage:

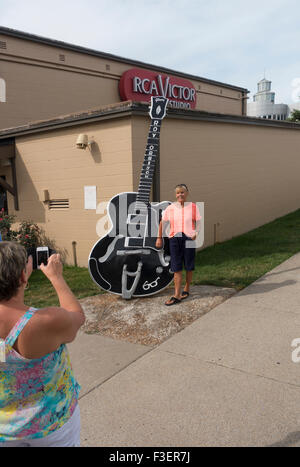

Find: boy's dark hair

[0,241,27,301]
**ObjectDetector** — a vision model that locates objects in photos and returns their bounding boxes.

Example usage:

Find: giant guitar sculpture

[88,96,173,299]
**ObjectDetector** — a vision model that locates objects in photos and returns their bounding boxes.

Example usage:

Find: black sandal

[165,296,181,306]
[181,291,190,299]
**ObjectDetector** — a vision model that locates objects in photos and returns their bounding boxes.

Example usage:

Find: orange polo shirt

[162,202,201,238]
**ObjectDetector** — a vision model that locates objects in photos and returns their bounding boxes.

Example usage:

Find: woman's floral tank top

[0,307,80,441]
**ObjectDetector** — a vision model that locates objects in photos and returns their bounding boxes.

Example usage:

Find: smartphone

[36,247,49,269]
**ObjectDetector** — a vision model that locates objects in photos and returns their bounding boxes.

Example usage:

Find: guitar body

[89,192,173,297]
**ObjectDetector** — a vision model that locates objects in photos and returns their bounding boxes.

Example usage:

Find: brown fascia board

[135,103,300,129]
[0,26,249,94]
[0,101,135,139]
[0,101,299,142]
[166,106,300,129]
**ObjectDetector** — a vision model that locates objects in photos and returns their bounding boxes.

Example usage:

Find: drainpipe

[72,241,78,267]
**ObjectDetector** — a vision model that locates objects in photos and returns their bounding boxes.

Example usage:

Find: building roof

[0,100,299,141]
[0,25,249,93]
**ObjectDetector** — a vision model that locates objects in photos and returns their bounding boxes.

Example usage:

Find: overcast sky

[1,0,299,105]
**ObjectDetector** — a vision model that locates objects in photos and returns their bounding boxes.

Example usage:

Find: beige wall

[192,82,243,115]
[0,42,122,129]
[132,115,300,248]
[5,117,133,266]
[3,111,300,267]
[0,32,244,130]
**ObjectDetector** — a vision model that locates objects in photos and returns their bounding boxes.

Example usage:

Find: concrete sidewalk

[69,252,300,447]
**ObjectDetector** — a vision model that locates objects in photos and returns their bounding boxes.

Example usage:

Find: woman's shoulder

[29,307,70,331]
[13,307,68,359]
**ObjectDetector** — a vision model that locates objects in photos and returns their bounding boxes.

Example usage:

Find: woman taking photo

[0,242,85,447]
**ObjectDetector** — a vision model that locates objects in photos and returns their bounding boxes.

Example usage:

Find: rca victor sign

[119,68,196,109]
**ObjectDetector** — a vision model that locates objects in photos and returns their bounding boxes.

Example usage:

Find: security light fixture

[76,134,95,150]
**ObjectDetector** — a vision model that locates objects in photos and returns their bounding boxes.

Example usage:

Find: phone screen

[37,249,49,267]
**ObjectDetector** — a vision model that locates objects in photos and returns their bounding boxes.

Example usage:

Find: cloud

[0,0,299,103]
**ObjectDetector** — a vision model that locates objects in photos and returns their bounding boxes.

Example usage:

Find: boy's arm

[191,217,201,241]
[156,220,163,248]
[157,220,163,238]
[192,204,201,239]
[193,220,201,239]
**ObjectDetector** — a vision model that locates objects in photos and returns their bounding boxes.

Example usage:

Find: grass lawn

[25,208,300,308]
[193,208,300,290]
[25,266,102,308]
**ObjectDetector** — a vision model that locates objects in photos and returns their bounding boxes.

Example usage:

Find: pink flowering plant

[0,211,43,249]
[0,209,17,240]
[17,220,42,248]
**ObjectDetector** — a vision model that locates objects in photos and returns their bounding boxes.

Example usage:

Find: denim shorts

[169,233,196,272]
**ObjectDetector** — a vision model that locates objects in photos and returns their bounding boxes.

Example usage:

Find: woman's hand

[40,253,63,282]
[155,237,163,249]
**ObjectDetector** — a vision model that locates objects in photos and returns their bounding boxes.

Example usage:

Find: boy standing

[156,184,201,306]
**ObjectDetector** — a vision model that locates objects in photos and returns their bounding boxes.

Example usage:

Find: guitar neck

[136,119,162,204]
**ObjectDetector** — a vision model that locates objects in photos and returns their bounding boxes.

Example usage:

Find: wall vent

[59,54,65,61]
[0,41,7,49]
[106,64,110,71]
[49,199,69,209]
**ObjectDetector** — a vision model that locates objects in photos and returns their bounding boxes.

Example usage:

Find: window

[0,78,6,103]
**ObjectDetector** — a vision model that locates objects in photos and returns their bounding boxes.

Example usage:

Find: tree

[287,109,300,122]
